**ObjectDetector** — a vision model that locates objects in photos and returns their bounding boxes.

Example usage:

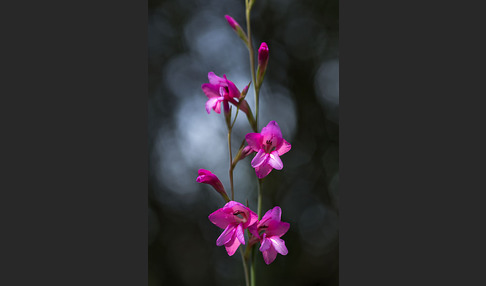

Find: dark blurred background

[148,0,339,285]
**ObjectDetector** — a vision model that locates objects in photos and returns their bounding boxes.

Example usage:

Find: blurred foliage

[149,0,339,285]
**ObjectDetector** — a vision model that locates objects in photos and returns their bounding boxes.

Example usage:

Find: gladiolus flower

[196,169,229,202]
[201,72,250,115]
[245,121,291,178]
[208,201,258,256]
[249,206,290,265]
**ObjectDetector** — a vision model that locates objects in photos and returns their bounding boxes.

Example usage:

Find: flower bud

[196,169,230,202]
[256,42,269,87]
[225,15,239,30]
[232,145,255,167]
[225,15,248,45]
[240,81,251,99]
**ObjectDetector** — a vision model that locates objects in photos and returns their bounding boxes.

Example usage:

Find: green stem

[246,2,259,130]
[250,247,256,286]
[257,179,263,218]
[228,131,234,201]
[239,247,250,286]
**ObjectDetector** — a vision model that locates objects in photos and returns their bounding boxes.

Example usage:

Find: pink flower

[249,206,290,265]
[208,201,258,256]
[196,169,229,202]
[201,72,249,115]
[245,121,291,178]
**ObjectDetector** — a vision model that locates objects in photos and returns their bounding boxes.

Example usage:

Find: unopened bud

[256,42,269,87]
[240,82,251,99]
[224,15,248,45]
[196,169,230,202]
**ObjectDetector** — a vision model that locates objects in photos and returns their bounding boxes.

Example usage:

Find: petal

[245,133,262,152]
[261,246,278,265]
[277,139,291,156]
[224,234,241,256]
[225,76,240,99]
[208,208,232,229]
[251,150,268,168]
[261,121,283,142]
[216,224,235,246]
[213,99,221,114]
[267,220,290,237]
[255,163,273,179]
[248,223,259,239]
[270,237,288,255]
[208,72,226,86]
[201,83,219,99]
[236,224,245,245]
[270,206,282,221]
[205,97,219,114]
[245,209,259,228]
[259,235,271,252]
[268,151,283,170]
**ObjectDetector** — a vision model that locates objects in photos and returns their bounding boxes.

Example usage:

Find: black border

[3,0,148,285]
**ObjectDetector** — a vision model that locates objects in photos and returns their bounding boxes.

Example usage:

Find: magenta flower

[249,206,290,265]
[196,169,229,202]
[245,121,291,178]
[208,201,258,256]
[201,72,249,115]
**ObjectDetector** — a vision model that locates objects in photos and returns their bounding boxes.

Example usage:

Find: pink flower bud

[196,169,229,201]
[225,15,240,31]
[258,42,269,68]
[257,42,269,87]
[224,15,248,45]
[241,145,255,159]
[240,82,251,99]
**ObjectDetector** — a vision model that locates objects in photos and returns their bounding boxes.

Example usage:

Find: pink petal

[270,206,282,221]
[246,209,259,228]
[224,75,240,98]
[213,100,221,114]
[208,208,232,229]
[262,246,278,265]
[267,221,290,238]
[245,133,262,152]
[208,72,226,86]
[201,83,219,99]
[261,121,282,142]
[255,163,273,179]
[216,224,235,246]
[248,224,259,239]
[268,151,283,170]
[251,149,268,168]
[236,224,245,245]
[277,139,291,156]
[224,234,241,256]
[205,97,220,114]
[270,237,288,255]
[259,206,281,226]
[259,234,271,252]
